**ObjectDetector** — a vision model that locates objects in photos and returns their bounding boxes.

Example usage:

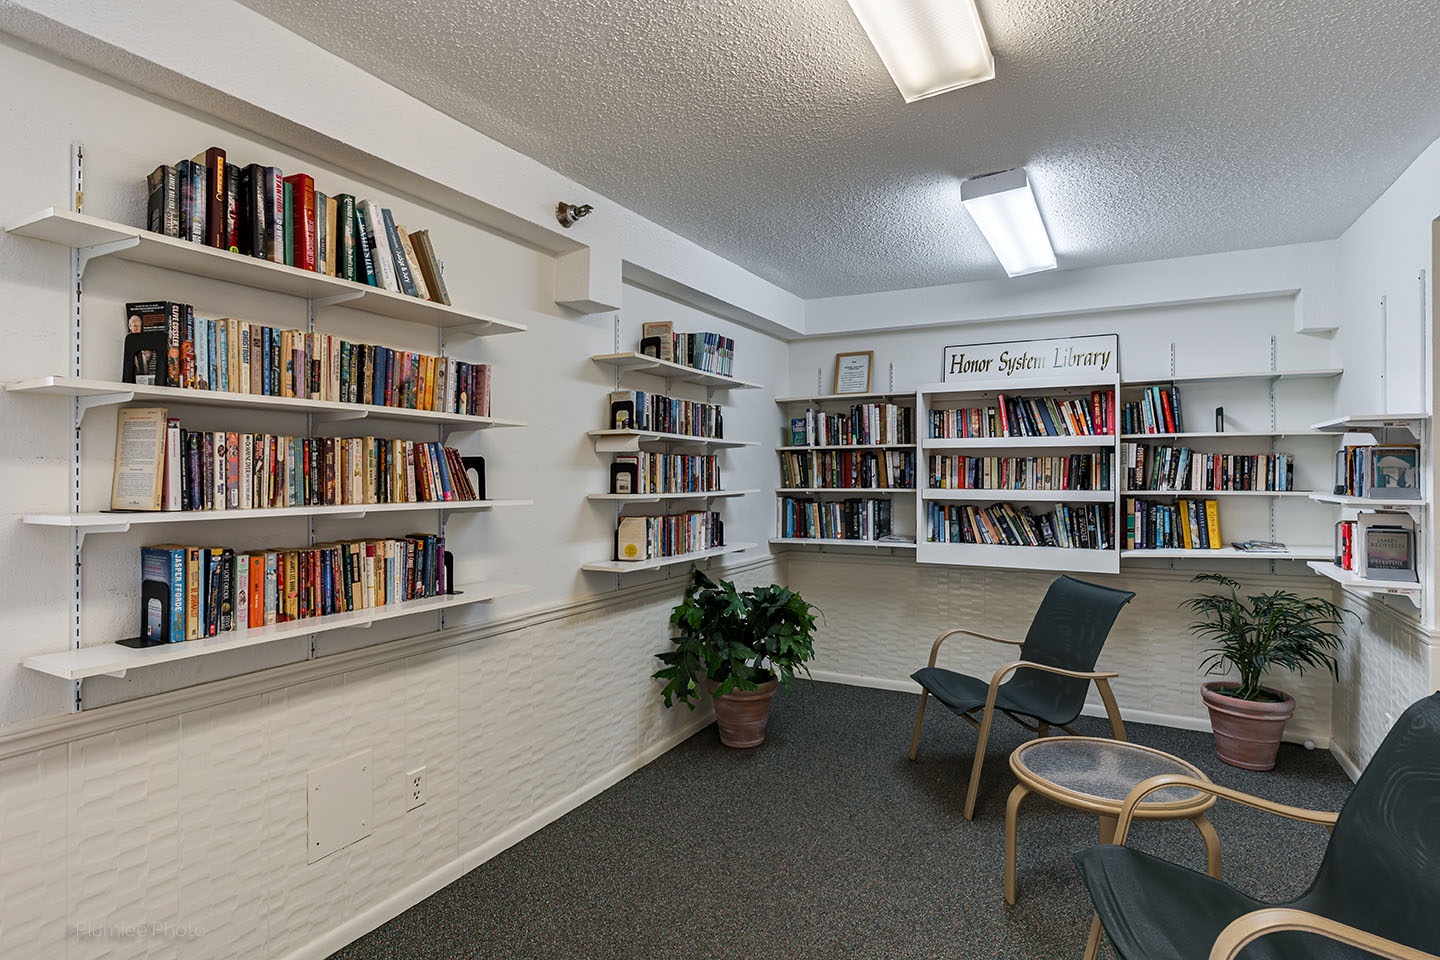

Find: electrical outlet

[405,767,426,811]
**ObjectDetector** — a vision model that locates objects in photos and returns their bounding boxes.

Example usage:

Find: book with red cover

[283,173,316,271]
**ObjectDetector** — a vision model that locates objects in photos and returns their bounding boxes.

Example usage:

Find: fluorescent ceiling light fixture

[961,168,1057,277]
[847,0,995,102]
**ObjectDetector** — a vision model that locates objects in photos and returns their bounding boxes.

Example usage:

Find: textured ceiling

[235,0,1440,298]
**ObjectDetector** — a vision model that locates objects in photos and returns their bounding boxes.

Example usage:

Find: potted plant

[653,570,819,748]
[1181,573,1350,770]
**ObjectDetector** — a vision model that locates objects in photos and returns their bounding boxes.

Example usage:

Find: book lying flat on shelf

[1230,540,1288,553]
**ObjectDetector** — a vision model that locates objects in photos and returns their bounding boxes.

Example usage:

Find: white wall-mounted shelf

[7,376,525,430]
[1120,431,1325,440]
[589,429,755,453]
[1123,369,1343,388]
[776,487,914,495]
[916,542,1118,573]
[22,581,531,680]
[923,488,1114,503]
[7,208,525,334]
[1123,545,1332,560]
[774,391,915,404]
[1306,561,1422,606]
[24,499,532,533]
[769,537,916,550]
[1310,413,1429,433]
[1124,488,1320,498]
[1307,493,1426,509]
[924,435,1115,451]
[591,352,759,389]
[776,443,916,452]
[585,489,756,502]
[580,541,755,574]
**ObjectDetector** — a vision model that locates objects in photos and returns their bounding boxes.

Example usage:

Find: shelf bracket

[311,291,365,309]
[312,410,370,423]
[76,236,140,275]
[76,390,135,424]
[75,522,132,546]
[448,319,495,337]
[101,669,128,679]
[594,435,642,453]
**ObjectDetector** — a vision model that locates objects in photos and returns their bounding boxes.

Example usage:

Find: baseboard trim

[809,670,1331,748]
[281,710,714,960]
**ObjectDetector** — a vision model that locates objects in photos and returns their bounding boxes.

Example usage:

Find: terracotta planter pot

[706,676,779,748]
[1201,681,1296,770]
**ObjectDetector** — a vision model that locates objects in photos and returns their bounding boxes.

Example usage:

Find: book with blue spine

[140,545,186,643]
[380,207,419,297]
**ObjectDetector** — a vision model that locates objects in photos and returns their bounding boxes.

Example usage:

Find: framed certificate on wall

[833,351,873,394]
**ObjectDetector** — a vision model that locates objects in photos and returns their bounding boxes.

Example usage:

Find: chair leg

[962,704,997,820]
[1095,677,1127,742]
[908,690,929,761]
[1037,721,1051,738]
[1083,914,1104,960]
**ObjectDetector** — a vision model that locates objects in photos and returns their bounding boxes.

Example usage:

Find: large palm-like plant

[654,570,819,708]
[1181,573,1349,701]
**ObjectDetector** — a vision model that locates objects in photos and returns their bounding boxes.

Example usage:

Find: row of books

[926,502,1115,550]
[123,301,490,415]
[786,402,915,448]
[928,390,1114,439]
[776,497,894,541]
[776,450,916,490]
[614,511,723,561]
[1124,497,1221,550]
[638,321,736,377]
[1334,444,1421,499]
[927,452,1113,492]
[139,534,447,644]
[145,146,450,303]
[1121,384,1183,435]
[112,408,481,513]
[607,390,723,438]
[1121,444,1296,492]
[1334,515,1418,581]
[608,453,720,495]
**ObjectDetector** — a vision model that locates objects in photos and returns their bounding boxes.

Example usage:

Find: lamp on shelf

[960,168,1057,277]
[846,0,995,102]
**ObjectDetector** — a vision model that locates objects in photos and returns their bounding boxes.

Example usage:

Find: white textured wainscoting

[784,554,1342,748]
[1330,594,1437,779]
[0,559,777,960]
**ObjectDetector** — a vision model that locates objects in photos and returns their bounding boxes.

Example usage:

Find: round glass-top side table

[1004,736,1221,906]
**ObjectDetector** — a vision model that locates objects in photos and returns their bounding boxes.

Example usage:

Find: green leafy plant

[1181,573,1350,701]
[654,570,820,708]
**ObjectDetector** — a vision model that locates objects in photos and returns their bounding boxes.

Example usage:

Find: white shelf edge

[774,391,915,404]
[588,429,755,452]
[768,537,916,549]
[6,208,525,334]
[922,488,1115,503]
[1122,368,1343,387]
[586,489,757,502]
[6,376,524,428]
[21,582,532,680]
[580,542,755,574]
[1306,561,1422,602]
[1122,546,1332,560]
[775,443,917,451]
[1309,413,1430,433]
[1123,489,1321,498]
[1306,493,1427,509]
[1119,431,1326,440]
[591,353,759,389]
[922,435,1116,450]
[23,498,532,529]
[775,487,915,495]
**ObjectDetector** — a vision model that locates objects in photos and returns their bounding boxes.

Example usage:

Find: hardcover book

[380,208,418,297]
[283,173,317,271]
[335,194,358,280]
[408,229,450,305]
[139,545,186,643]
[359,200,399,291]
[194,146,227,249]
[146,164,180,238]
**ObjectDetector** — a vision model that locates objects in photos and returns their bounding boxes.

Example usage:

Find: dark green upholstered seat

[908,575,1136,819]
[1075,691,1440,960]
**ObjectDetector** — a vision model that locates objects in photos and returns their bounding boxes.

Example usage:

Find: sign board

[942,334,1119,385]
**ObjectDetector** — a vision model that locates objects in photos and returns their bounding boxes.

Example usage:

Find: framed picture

[1366,445,1421,499]
[833,351,874,394]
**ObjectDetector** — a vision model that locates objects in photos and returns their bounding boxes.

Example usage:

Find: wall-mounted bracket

[312,291,365,309]
[76,236,139,276]
[76,390,134,424]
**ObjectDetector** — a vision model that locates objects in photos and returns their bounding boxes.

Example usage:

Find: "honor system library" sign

[942,334,1118,385]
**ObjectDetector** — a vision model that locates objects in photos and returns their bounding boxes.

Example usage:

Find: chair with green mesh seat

[907,575,1135,820]
[1073,690,1440,960]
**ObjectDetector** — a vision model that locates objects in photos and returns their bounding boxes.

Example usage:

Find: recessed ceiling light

[847,0,996,103]
[960,169,1057,277]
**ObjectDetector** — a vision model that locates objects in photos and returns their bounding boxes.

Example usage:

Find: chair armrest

[926,628,1022,667]
[1112,774,1338,846]
[1210,908,1440,960]
[987,660,1119,688]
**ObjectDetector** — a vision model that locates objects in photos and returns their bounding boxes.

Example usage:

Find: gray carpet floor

[328,681,1353,960]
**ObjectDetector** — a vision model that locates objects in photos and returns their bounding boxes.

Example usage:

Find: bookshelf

[915,338,1123,572]
[586,337,754,574]
[8,192,529,692]
[773,393,917,549]
[1117,363,1342,561]
[1305,412,1428,606]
